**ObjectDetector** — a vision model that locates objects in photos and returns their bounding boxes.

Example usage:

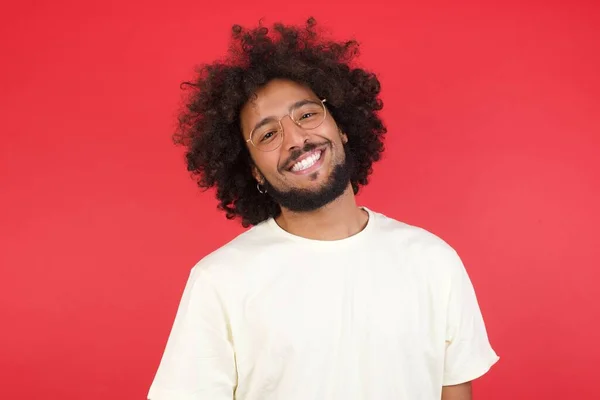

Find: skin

[240,79,368,241]
[442,382,472,400]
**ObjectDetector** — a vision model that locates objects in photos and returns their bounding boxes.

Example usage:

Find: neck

[274,185,369,241]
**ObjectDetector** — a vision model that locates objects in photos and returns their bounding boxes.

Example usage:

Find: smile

[289,149,324,173]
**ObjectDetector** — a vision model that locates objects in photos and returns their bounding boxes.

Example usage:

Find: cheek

[252,152,281,175]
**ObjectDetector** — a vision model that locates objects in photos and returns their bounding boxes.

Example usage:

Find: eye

[299,112,315,120]
[260,131,277,142]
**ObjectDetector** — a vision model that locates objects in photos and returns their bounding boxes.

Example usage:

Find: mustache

[280,141,328,170]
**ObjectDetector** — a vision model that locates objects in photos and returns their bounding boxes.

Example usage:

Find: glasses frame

[246,99,328,152]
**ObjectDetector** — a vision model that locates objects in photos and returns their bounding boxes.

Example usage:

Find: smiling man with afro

[148,17,499,400]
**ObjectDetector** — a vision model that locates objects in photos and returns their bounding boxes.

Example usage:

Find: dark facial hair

[261,142,354,212]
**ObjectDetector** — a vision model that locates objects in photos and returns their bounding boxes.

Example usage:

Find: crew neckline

[266,206,376,245]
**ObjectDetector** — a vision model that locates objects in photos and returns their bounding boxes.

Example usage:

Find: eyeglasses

[246,99,328,152]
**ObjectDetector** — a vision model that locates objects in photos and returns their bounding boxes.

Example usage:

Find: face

[240,79,353,212]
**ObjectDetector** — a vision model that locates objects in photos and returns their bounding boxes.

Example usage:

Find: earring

[257,182,267,194]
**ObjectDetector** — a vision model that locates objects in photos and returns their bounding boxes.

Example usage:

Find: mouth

[286,148,326,175]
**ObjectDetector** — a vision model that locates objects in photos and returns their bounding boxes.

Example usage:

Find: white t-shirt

[148,207,499,400]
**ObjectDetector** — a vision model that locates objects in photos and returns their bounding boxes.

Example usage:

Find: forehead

[240,79,318,129]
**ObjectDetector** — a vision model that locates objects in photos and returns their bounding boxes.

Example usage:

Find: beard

[261,143,354,213]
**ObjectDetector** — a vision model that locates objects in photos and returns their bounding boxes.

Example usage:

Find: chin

[264,159,351,212]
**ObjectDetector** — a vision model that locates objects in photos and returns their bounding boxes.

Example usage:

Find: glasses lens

[249,100,325,152]
[292,101,326,129]
[251,122,283,152]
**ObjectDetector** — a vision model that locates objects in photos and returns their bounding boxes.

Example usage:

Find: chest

[230,251,446,359]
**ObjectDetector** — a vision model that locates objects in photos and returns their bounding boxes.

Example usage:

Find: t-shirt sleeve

[148,266,237,400]
[443,250,499,386]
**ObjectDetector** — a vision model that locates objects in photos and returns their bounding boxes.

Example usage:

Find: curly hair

[174,18,386,227]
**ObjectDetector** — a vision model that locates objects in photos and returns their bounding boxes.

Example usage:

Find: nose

[280,116,309,151]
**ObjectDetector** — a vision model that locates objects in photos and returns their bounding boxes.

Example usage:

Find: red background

[1,1,599,399]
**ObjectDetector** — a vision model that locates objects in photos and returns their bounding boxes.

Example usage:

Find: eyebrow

[251,99,318,133]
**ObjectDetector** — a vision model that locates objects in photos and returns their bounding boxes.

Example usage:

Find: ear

[340,130,349,144]
[251,165,263,184]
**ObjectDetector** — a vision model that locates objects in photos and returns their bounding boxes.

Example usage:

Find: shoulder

[367,208,464,275]
[186,220,275,284]
[370,208,457,253]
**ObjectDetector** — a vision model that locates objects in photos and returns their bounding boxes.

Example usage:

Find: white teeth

[291,151,322,172]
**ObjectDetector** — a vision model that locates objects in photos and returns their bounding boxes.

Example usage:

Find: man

[148,18,499,400]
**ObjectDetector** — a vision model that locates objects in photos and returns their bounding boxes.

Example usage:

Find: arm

[442,382,472,400]
[148,266,236,400]
[442,249,499,388]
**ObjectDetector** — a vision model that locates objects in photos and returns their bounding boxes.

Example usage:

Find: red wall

[1,1,599,399]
